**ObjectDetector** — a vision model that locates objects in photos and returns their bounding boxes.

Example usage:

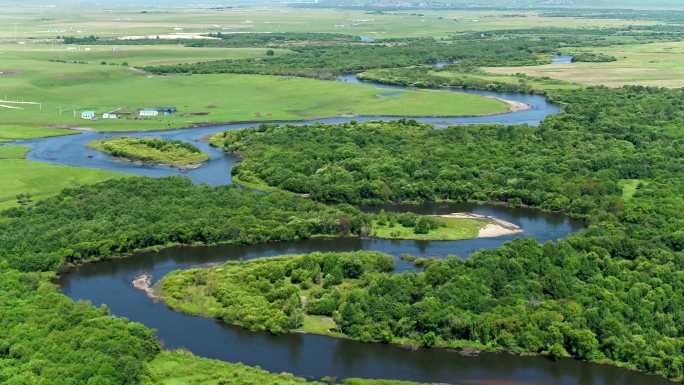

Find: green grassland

[619,179,648,201]
[0,145,29,159]
[0,43,288,66]
[0,126,123,210]
[485,42,684,88]
[144,350,428,385]
[428,68,580,91]
[342,380,431,385]
[370,216,488,241]
[0,159,125,210]
[89,137,209,168]
[0,7,655,40]
[1,46,508,132]
[0,124,75,141]
[144,350,320,385]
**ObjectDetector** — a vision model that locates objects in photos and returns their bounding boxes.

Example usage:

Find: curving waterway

[58,204,668,385]
[18,77,668,384]
[12,75,558,186]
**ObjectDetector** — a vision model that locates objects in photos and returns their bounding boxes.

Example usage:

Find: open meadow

[0,156,124,210]
[0,6,657,40]
[485,41,684,88]
[0,43,507,132]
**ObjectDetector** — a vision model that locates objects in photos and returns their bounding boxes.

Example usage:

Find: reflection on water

[58,202,667,385]
[31,73,664,384]
[552,55,573,64]
[13,75,560,185]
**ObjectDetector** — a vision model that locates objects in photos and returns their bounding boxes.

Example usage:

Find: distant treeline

[141,26,684,78]
[61,32,358,48]
[142,37,552,79]
[542,8,684,24]
[570,52,618,63]
[358,66,544,94]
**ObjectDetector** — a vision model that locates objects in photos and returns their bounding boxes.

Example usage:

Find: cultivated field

[485,42,684,88]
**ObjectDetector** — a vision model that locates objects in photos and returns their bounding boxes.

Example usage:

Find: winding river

[16,77,669,384]
[13,75,558,186]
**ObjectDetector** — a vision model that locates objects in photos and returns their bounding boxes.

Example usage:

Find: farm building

[81,111,96,120]
[102,112,117,119]
[139,109,159,117]
[139,107,177,117]
[156,107,177,116]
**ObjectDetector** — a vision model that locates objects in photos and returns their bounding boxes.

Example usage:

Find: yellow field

[484,42,684,88]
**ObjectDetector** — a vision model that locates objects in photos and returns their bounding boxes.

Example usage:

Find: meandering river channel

[16,77,670,384]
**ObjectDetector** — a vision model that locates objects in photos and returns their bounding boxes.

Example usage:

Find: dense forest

[157,252,395,334]
[142,26,681,79]
[0,269,160,385]
[63,32,357,48]
[6,20,684,385]
[570,52,618,63]
[0,177,367,272]
[216,86,684,213]
[357,66,546,94]
[89,137,209,168]
[143,37,550,79]
[192,84,684,380]
[0,177,441,385]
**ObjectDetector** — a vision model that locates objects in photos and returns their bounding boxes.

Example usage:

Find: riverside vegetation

[3,14,684,385]
[0,178,428,385]
[194,84,684,381]
[0,177,434,385]
[89,137,209,168]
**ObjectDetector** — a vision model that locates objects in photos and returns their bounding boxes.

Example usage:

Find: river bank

[438,212,523,238]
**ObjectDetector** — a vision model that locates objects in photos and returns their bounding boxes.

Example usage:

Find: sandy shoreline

[132,274,161,302]
[497,97,532,112]
[439,212,523,238]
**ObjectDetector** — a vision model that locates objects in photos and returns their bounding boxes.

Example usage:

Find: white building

[81,111,96,120]
[139,109,159,117]
[102,113,117,119]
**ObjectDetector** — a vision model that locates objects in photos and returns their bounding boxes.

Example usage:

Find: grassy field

[0,125,124,210]
[0,158,124,210]
[0,43,288,66]
[485,42,684,88]
[0,7,655,40]
[0,145,29,159]
[370,216,489,241]
[144,350,427,385]
[1,44,508,132]
[0,125,75,142]
[89,137,209,168]
[619,179,647,201]
[428,69,580,91]
[144,350,320,385]
[296,315,338,336]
